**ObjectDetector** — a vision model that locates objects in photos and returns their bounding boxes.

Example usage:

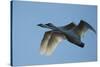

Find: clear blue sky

[12,1,97,66]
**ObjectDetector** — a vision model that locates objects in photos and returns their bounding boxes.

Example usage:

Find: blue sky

[12,1,97,66]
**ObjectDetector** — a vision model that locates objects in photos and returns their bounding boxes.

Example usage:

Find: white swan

[37,20,96,56]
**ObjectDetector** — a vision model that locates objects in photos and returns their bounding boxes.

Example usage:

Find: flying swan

[37,20,96,56]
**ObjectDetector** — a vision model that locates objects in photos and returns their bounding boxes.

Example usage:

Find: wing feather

[74,20,96,37]
[45,32,65,56]
[40,31,52,55]
[62,22,76,30]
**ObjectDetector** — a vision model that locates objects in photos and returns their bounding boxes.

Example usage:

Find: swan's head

[45,23,54,27]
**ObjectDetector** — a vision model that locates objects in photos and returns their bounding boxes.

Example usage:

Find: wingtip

[80,19,87,24]
[93,30,96,34]
[80,19,96,34]
[40,49,52,56]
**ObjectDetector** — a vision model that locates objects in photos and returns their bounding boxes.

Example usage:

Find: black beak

[37,24,42,26]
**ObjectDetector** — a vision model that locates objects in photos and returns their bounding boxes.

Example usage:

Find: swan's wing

[45,32,65,56]
[74,20,96,37]
[62,22,76,30]
[40,31,52,55]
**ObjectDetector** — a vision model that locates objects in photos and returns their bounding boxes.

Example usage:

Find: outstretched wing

[62,22,76,30]
[40,31,53,55]
[74,20,96,37]
[45,32,65,56]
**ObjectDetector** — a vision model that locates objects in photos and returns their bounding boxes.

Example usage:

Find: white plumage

[38,20,96,56]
